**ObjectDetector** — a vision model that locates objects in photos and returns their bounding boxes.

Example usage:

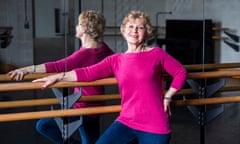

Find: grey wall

[0,0,33,66]
[1,0,240,67]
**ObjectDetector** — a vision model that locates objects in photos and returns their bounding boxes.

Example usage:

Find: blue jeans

[96,121,171,144]
[36,116,100,144]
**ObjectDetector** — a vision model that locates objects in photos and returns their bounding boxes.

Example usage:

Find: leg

[135,130,171,144]
[96,121,136,144]
[36,118,63,144]
[127,138,139,144]
[78,116,100,144]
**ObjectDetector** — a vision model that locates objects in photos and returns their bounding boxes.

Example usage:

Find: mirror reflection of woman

[8,10,114,144]
[33,10,187,144]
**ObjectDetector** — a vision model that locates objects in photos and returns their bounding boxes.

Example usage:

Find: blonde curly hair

[79,10,105,39]
[120,10,153,39]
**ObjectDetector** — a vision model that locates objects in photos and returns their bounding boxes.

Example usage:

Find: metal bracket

[54,116,83,141]
[51,87,82,109]
[51,87,83,140]
[185,78,226,124]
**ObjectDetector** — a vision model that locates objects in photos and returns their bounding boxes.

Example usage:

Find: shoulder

[105,53,120,60]
[143,47,169,58]
[99,42,114,54]
[73,47,91,56]
[151,47,167,53]
[148,47,178,63]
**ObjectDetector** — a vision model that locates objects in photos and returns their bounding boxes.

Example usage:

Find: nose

[133,26,138,32]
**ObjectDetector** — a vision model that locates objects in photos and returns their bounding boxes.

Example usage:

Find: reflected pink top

[44,42,114,108]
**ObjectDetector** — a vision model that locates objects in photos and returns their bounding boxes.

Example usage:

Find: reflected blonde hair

[79,10,105,39]
[120,10,153,39]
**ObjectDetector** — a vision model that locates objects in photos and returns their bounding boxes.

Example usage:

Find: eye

[128,25,134,29]
[138,26,145,30]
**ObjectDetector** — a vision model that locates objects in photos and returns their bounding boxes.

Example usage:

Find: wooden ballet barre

[0,88,193,109]
[0,94,121,109]
[212,27,229,31]
[0,105,122,122]
[1,95,240,122]
[212,36,228,40]
[184,62,240,71]
[0,73,55,82]
[1,85,240,109]
[1,70,240,92]
[172,95,240,107]
[188,70,240,79]
[0,89,194,109]
[0,77,117,92]
[1,63,240,82]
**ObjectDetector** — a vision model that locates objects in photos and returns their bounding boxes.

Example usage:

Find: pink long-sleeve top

[44,42,114,108]
[74,47,187,134]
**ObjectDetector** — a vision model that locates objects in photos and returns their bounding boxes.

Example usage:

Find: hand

[163,97,172,116]
[32,73,63,89]
[8,69,29,81]
[163,87,177,116]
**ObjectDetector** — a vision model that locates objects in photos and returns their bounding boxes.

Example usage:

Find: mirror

[0,0,240,144]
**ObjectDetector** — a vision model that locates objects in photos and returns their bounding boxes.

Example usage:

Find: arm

[163,87,178,115]
[161,50,187,91]
[32,55,114,88]
[160,49,188,115]
[8,64,46,81]
[8,49,84,81]
[44,50,87,72]
[32,70,76,89]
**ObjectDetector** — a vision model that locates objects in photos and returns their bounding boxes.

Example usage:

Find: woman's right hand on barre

[8,68,30,81]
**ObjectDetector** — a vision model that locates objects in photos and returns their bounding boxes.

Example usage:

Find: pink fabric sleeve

[161,49,188,90]
[74,56,114,82]
[44,50,87,73]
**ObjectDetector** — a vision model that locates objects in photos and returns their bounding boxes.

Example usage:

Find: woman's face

[122,18,146,45]
[75,20,86,39]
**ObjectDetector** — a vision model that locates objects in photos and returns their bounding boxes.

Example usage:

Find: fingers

[32,78,43,83]
[164,100,171,116]
[32,78,48,89]
[7,70,25,81]
[16,72,24,81]
[41,82,51,89]
[7,71,16,79]
[32,77,57,89]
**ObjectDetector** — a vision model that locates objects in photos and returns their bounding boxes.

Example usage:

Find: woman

[32,10,187,144]
[8,10,113,144]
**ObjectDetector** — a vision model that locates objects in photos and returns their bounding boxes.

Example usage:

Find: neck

[81,35,100,48]
[127,44,146,53]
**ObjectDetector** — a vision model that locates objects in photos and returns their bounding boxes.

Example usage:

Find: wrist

[31,65,36,73]
[58,72,65,81]
[164,96,172,101]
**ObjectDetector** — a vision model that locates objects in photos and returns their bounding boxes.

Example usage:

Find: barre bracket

[51,87,83,141]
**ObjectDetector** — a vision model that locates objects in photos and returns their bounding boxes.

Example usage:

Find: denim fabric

[96,121,171,144]
[36,116,100,144]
